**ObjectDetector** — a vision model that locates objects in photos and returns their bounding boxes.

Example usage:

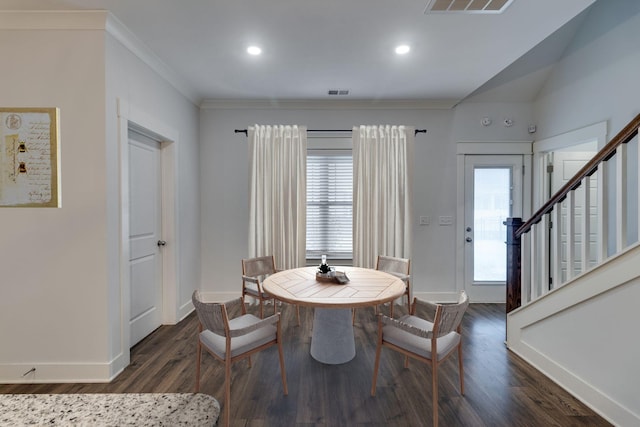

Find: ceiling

[1,0,596,106]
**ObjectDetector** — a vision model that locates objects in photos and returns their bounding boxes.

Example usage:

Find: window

[306,151,353,260]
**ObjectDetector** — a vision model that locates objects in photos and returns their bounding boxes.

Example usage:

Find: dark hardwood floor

[1,303,611,426]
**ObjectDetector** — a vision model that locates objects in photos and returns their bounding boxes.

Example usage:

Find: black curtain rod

[234,128,427,136]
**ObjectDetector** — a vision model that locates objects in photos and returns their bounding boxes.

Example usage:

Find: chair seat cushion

[199,314,277,359]
[383,314,460,361]
[243,283,272,299]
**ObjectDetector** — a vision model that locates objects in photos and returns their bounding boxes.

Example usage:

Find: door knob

[465,237,472,242]
[157,240,167,247]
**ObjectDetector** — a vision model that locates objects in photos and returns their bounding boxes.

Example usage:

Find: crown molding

[200,98,458,110]
[0,10,108,30]
[105,13,199,105]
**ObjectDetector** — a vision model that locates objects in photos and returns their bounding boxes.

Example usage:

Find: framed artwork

[0,108,60,207]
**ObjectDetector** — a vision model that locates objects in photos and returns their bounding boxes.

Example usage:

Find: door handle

[157,240,167,247]
[465,237,472,243]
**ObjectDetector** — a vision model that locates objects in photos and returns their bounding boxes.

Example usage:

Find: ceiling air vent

[327,89,350,96]
[424,0,513,14]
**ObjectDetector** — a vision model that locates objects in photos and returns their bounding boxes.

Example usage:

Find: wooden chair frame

[371,291,469,427]
[242,255,300,325]
[376,255,411,317]
[241,255,278,319]
[193,292,288,427]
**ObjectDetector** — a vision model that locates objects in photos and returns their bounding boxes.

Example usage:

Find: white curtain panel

[248,125,307,270]
[352,125,414,268]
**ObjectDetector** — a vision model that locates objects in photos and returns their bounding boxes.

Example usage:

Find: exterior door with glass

[463,155,523,302]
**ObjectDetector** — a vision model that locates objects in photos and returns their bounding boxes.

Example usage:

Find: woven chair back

[376,255,410,275]
[192,290,227,336]
[243,255,277,278]
[432,291,469,338]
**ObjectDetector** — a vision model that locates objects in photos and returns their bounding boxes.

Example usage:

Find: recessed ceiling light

[395,45,410,55]
[247,46,262,55]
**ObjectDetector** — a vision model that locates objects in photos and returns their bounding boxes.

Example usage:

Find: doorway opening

[533,122,605,289]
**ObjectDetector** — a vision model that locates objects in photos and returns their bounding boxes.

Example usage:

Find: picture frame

[0,107,60,207]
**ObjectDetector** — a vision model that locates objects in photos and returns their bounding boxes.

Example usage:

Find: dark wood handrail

[516,113,640,237]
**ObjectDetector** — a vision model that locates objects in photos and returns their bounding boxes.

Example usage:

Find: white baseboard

[0,362,114,384]
[177,299,194,322]
[507,342,637,426]
[198,291,241,303]
[108,351,128,382]
[412,291,461,303]
[0,348,133,383]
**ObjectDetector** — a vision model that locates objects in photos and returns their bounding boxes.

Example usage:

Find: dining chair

[242,255,300,325]
[192,291,288,427]
[376,255,411,317]
[370,291,469,427]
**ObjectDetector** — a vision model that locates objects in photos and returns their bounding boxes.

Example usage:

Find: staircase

[505,114,640,426]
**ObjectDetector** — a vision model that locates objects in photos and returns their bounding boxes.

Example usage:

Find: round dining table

[262,266,406,364]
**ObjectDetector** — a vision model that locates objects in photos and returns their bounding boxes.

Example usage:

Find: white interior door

[463,155,523,302]
[129,133,163,347]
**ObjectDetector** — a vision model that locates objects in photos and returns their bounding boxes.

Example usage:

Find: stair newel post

[505,218,523,314]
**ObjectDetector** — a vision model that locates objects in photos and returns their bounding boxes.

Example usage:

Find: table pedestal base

[310,308,356,364]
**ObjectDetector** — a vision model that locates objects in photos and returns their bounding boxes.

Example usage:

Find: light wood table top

[262,266,406,309]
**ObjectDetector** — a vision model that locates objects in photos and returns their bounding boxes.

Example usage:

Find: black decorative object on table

[318,254,331,273]
[318,264,331,274]
[316,254,349,284]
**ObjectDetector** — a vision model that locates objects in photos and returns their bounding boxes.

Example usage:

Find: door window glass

[473,168,511,281]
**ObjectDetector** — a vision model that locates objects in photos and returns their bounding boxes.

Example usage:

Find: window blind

[306,153,353,260]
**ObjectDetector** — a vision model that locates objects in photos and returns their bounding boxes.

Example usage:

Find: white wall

[534,0,640,139]
[199,104,534,300]
[199,107,451,298]
[452,101,534,143]
[533,0,640,249]
[0,11,201,383]
[105,24,201,374]
[0,14,110,382]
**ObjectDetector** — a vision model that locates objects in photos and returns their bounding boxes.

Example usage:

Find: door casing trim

[455,142,533,300]
[117,98,179,368]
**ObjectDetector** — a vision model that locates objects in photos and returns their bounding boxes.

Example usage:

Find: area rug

[0,393,220,426]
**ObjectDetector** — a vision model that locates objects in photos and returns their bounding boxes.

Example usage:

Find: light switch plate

[439,216,453,226]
